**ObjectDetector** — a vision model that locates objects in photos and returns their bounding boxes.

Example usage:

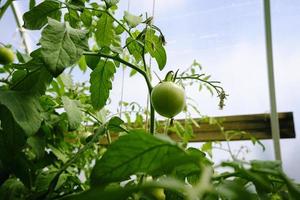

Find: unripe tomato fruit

[0,47,14,65]
[151,81,185,118]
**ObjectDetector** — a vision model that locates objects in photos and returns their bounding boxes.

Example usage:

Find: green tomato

[151,81,185,118]
[0,47,14,65]
[85,55,100,70]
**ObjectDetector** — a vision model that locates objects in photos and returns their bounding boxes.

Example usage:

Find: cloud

[128,0,185,17]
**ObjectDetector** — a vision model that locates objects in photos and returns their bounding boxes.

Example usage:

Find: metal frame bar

[11,1,31,54]
[263,0,282,161]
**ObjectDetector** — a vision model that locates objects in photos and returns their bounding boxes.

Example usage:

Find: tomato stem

[45,126,107,198]
[150,103,155,134]
[84,51,156,134]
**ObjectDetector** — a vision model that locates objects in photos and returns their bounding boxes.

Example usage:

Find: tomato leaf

[216,180,258,200]
[27,134,45,160]
[107,116,126,132]
[11,67,53,95]
[40,18,88,77]
[64,9,81,28]
[23,0,62,30]
[0,106,27,158]
[126,37,143,62]
[11,49,53,95]
[35,170,68,192]
[90,60,116,110]
[104,0,120,7]
[0,178,27,199]
[62,96,82,130]
[78,55,87,72]
[61,185,139,200]
[96,12,114,47]
[29,0,36,10]
[0,91,42,136]
[0,114,32,187]
[201,141,212,158]
[90,130,202,185]
[80,9,92,27]
[145,29,166,70]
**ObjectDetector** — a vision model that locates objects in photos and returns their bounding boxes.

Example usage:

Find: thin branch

[83,51,152,93]
[65,2,133,38]
[212,172,239,181]
[10,67,40,89]
[45,126,107,198]
[0,0,13,20]
[81,109,102,125]
[176,75,227,109]
[105,11,133,37]
[141,26,148,73]
[176,75,223,95]
[83,51,156,134]
[0,78,10,84]
[106,130,112,144]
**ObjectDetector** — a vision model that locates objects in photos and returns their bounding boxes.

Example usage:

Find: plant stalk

[83,51,156,134]
[150,103,155,134]
[45,126,106,198]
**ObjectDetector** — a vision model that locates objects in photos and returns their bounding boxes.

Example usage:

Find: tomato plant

[0,0,299,200]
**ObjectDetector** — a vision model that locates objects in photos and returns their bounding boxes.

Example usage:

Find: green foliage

[0,91,42,136]
[145,28,167,70]
[0,178,27,200]
[11,50,53,95]
[62,96,82,130]
[96,12,114,47]
[90,60,116,110]
[40,18,88,76]
[126,36,143,63]
[80,9,92,27]
[91,130,204,186]
[23,0,61,30]
[0,0,298,199]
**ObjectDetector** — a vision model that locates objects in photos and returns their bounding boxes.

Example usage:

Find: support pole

[263,0,281,161]
[11,1,31,54]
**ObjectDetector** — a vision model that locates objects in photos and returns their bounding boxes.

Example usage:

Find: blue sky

[120,0,300,181]
[1,0,300,181]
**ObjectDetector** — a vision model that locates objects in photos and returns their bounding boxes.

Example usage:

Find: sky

[1,0,300,181]
[119,0,300,181]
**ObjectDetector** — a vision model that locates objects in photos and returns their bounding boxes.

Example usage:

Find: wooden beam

[100,112,295,143]
[168,112,295,142]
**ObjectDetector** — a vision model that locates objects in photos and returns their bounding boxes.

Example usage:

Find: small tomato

[151,81,185,118]
[0,47,14,65]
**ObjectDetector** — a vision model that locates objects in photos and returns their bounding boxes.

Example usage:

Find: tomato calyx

[163,69,179,82]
